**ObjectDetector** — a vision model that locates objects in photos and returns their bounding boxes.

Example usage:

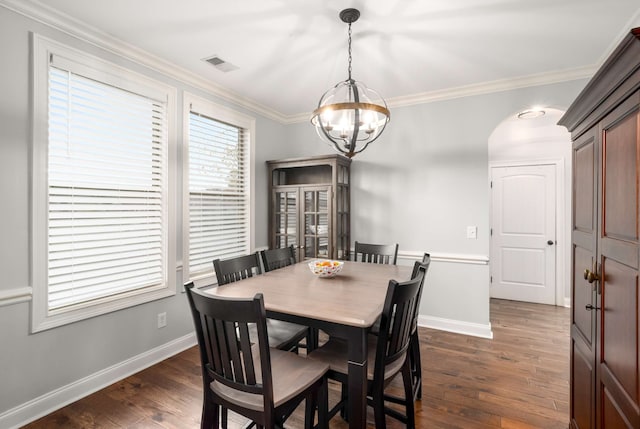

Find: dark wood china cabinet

[558,27,640,429]
[267,154,351,261]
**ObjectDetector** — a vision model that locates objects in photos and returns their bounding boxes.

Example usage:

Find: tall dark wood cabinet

[267,154,351,261]
[559,28,640,429]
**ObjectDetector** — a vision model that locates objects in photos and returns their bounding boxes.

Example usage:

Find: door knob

[585,304,600,311]
[547,240,555,245]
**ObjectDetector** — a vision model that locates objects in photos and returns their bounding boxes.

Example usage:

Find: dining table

[205,259,412,429]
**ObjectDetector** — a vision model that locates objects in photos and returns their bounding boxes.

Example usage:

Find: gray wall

[285,80,587,329]
[0,3,588,425]
[0,6,283,421]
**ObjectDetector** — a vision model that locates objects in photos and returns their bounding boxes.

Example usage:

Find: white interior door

[490,164,556,304]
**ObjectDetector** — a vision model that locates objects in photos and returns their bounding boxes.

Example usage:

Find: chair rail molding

[0,286,33,307]
[398,250,489,265]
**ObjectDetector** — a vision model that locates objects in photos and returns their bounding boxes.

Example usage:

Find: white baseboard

[418,314,493,339]
[564,297,571,308]
[0,333,197,429]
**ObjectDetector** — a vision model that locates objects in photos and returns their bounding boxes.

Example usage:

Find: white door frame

[489,159,566,306]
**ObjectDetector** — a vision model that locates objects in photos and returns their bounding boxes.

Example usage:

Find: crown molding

[385,65,595,109]
[0,0,289,123]
[286,66,594,124]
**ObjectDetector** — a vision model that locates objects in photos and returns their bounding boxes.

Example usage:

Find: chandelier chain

[347,22,352,81]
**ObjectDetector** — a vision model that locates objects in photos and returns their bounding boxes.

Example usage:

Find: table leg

[347,327,368,429]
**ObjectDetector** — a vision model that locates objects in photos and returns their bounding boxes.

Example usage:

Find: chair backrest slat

[354,241,399,265]
[261,246,296,272]
[238,323,257,385]
[224,320,246,384]
[213,254,262,286]
[204,316,222,374]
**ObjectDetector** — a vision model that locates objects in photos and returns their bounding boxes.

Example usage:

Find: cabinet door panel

[601,258,638,405]
[571,129,598,429]
[273,190,298,250]
[597,98,640,429]
[573,245,594,344]
[602,388,633,429]
[301,186,331,259]
[575,142,595,233]
[573,340,594,429]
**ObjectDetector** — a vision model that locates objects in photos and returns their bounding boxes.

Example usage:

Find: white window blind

[47,64,167,311]
[188,110,249,276]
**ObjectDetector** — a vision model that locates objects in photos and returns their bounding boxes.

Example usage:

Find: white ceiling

[11,0,640,120]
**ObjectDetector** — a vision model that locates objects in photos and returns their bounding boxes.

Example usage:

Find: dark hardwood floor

[23,299,570,428]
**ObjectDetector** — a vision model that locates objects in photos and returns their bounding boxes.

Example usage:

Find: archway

[488,108,572,306]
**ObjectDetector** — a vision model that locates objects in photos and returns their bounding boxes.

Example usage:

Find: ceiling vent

[203,55,238,72]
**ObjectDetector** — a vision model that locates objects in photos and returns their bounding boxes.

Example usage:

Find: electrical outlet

[157,312,167,328]
[467,226,477,239]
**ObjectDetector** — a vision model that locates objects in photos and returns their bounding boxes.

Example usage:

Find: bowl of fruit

[308,259,344,278]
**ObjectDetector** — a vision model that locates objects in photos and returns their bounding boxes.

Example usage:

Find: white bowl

[308,260,344,278]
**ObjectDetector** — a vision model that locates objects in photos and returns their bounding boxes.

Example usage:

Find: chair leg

[200,395,219,428]
[221,407,228,429]
[308,328,319,351]
[304,391,316,429]
[402,360,416,429]
[339,382,348,421]
[317,379,329,429]
[372,386,387,429]
[409,330,422,400]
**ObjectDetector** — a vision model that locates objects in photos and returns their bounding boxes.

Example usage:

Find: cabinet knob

[583,262,600,284]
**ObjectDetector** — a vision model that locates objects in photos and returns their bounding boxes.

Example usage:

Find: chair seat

[256,319,308,350]
[211,346,329,412]
[307,336,406,381]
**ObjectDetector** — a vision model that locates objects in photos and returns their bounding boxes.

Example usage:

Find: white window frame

[31,34,177,332]
[182,92,255,285]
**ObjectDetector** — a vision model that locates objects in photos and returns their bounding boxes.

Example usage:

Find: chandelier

[310,8,390,158]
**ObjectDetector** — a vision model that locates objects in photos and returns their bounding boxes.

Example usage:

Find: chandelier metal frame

[310,8,390,158]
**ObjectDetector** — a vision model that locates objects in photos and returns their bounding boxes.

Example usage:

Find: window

[183,93,254,282]
[32,35,176,331]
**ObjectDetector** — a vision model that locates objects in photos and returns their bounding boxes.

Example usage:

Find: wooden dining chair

[259,246,320,351]
[409,252,431,401]
[184,284,329,429]
[307,261,427,428]
[405,253,430,402]
[260,245,296,272]
[378,253,431,406]
[371,253,430,406]
[354,241,399,265]
[213,253,311,353]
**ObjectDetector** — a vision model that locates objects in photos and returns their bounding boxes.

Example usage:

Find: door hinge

[490,181,493,188]
[490,275,493,283]
[490,228,493,236]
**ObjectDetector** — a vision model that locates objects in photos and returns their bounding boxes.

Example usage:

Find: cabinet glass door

[274,190,298,250]
[302,186,331,259]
